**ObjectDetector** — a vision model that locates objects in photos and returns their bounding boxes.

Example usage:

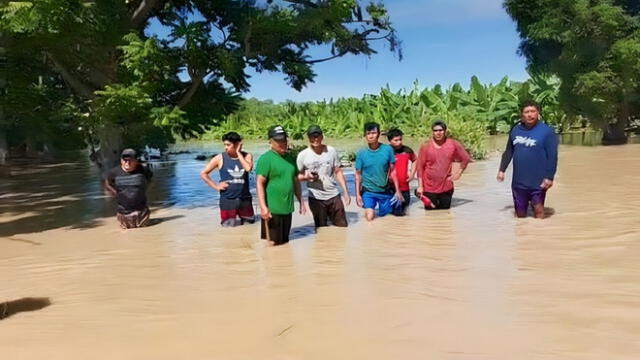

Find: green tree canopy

[504,0,640,144]
[0,0,399,171]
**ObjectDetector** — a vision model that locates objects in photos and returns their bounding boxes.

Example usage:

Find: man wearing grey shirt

[297,125,351,228]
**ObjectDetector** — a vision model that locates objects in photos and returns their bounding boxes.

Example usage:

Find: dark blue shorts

[512,187,546,216]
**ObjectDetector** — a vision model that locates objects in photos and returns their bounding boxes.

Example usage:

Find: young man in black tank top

[200,132,255,226]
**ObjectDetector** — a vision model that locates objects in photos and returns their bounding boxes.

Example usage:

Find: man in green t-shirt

[256,125,307,246]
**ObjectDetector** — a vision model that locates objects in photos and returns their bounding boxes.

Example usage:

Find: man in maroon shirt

[415,121,471,210]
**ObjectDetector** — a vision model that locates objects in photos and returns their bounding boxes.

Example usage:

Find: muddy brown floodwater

[1,144,639,359]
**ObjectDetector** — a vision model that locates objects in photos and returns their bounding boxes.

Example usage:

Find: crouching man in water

[256,126,306,246]
[105,149,153,229]
[497,100,558,218]
[200,132,255,226]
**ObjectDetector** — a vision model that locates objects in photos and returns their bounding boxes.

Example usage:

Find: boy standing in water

[200,132,255,226]
[105,149,153,229]
[297,125,350,229]
[387,128,416,216]
[415,121,471,210]
[497,100,558,219]
[256,126,306,245]
[355,122,402,221]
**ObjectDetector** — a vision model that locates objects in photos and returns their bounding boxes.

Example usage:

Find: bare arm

[236,143,253,172]
[199,155,226,191]
[451,141,472,181]
[355,169,363,207]
[416,146,426,195]
[335,166,351,205]
[409,158,418,181]
[104,179,117,196]
[257,175,270,219]
[297,171,311,181]
[294,175,306,214]
[389,163,403,201]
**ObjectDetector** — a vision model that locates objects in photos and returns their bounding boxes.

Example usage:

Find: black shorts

[415,189,454,210]
[392,190,411,216]
[261,213,292,246]
[308,195,348,228]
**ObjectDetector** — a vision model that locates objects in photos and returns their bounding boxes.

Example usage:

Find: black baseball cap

[268,125,287,140]
[121,148,138,159]
[307,125,323,136]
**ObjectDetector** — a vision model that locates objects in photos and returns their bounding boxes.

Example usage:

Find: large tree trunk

[602,106,629,145]
[94,124,123,179]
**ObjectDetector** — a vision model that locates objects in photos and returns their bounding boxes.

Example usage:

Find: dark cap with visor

[121,148,138,159]
[268,125,288,140]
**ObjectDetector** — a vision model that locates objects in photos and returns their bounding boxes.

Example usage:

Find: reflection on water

[1,144,640,359]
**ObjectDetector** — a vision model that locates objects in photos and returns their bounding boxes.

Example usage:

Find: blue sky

[247,0,528,102]
[150,0,528,102]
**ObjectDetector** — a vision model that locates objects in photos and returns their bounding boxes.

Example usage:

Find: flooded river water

[1,142,639,359]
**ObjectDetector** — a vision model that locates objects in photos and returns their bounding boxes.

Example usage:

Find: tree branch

[45,52,96,99]
[301,51,349,64]
[244,21,253,59]
[86,66,114,88]
[177,72,208,108]
[131,0,163,29]
[282,0,319,8]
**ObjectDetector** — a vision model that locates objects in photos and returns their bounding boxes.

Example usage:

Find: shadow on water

[6,237,43,246]
[147,215,185,226]
[290,223,317,241]
[0,297,51,321]
[451,198,473,208]
[0,159,179,238]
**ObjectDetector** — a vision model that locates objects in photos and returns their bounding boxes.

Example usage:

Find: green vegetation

[0,0,398,169]
[205,74,575,159]
[505,0,640,144]
[2,0,636,171]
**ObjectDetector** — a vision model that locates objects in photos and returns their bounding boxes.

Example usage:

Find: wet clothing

[392,146,416,192]
[218,152,253,225]
[107,165,153,214]
[297,146,341,200]
[499,122,558,190]
[355,144,396,193]
[308,195,348,228]
[261,214,292,246]
[219,198,255,226]
[362,191,394,217]
[416,189,454,210]
[392,190,411,216]
[256,150,297,215]
[116,207,150,229]
[416,138,470,194]
[512,188,547,217]
[219,152,251,200]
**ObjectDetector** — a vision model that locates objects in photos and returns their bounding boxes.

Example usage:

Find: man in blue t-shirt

[355,122,402,221]
[497,100,558,219]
